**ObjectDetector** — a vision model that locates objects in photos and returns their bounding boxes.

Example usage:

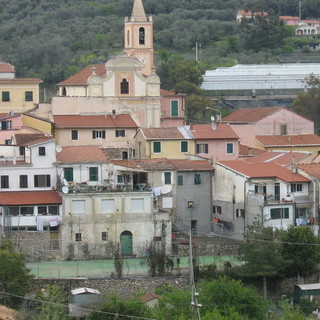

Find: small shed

[140,292,162,308]
[69,287,101,318]
[294,283,320,303]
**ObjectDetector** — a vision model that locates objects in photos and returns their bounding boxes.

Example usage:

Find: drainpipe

[243,180,249,236]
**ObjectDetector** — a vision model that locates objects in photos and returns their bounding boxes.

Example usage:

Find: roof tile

[57,146,109,163]
[190,123,239,139]
[0,191,62,205]
[256,134,320,146]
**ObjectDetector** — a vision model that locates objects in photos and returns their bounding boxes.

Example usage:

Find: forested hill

[0,0,319,87]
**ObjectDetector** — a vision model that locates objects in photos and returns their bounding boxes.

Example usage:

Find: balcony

[62,182,153,194]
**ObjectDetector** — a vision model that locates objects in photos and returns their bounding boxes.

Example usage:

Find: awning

[0,191,62,205]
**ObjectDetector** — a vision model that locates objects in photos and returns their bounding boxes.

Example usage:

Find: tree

[87,294,154,320]
[292,74,320,133]
[199,277,268,320]
[238,221,286,300]
[281,226,320,277]
[31,285,69,320]
[0,240,34,306]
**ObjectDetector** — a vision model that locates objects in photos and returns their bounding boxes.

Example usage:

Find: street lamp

[206,106,222,123]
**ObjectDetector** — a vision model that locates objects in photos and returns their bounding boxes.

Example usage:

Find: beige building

[0,62,42,113]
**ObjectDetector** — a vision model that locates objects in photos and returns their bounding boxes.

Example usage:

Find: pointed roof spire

[131,0,147,22]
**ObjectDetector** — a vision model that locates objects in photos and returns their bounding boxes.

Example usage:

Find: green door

[120,231,133,255]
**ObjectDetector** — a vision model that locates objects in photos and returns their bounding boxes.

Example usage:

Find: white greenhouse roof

[201,63,320,91]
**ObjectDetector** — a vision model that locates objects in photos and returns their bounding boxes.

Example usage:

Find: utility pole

[189,231,201,320]
[193,42,201,63]
[298,1,302,19]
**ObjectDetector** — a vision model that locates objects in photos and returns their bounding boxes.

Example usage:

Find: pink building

[223,107,314,148]
[191,123,240,162]
[160,89,186,128]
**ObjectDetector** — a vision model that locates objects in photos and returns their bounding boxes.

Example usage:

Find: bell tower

[124,0,154,76]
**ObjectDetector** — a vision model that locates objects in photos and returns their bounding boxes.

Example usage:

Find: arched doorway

[120,231,133,255]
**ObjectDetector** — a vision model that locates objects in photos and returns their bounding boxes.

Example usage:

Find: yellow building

[135,127,195,159]
[0,62,42,113]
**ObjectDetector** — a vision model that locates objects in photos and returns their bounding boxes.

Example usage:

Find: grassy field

[27,255,240,278]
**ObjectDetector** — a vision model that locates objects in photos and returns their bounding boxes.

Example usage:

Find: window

[280,124,287,135]
[72,200,85,214]
[191,220,197,232]
[120,78,129,94]
[71,130,78,140]
[92,130,106,139]
[19,146,25,156]
[177,175,183,186]
[153,141,161,153]
[101,199,115,214]
[102,231,108,241]
[171,100,179,117]
[2,91,9,101]
[188,201,194,208]
[115,129,125,137]
[226,143,234,154]
[20,175,28,188]
[75,233,82,241]
[64,168,73,182]
[34,175,50,187]
[139,27,145,45]
[270,208,289,219]
[25,91,33,101]
[89,167,98,181]
[236,209,245,218]
[181,141,188,153]
[20,207,34,215]
[255,185,266,195]
[117,174,130,184]
[122,151,128,159]
[196,144,208,154]
[0,121,12,130]
[1,175,9,188]
[194,173,201,185]
[5,139,11,145]
[291,183,302,192]
[131,198,144,213]
[39,147,46,156]
[213,206,222,214]
[38,205,59,216]
[164,172,172,184]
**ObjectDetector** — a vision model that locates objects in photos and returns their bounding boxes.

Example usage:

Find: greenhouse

[201,63,320,97]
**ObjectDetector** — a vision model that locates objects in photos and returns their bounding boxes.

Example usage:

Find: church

[50,0,185,137]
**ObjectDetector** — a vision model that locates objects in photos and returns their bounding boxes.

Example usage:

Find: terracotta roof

[237,10,268,16]
[0,113,21,120]
[58,64,106,85]
[140,128,185,140]
[222,107,283,123]
[298,163,320,179]
[15,133,55,146]
[140,292,161,303]
[169,159,213,171]
[0,62,15,73]
[239,144,265,157]
[280,16,300,20]
[0,191,62,205]
[190,123,239,140]
[56,146,109,163]
[245,152,311,166]
[256,134,320,147]
[0,305,19,320]
[112,158,214,171]
[218,160,310,182]
[53,114,138,128]
[113,158,176,171]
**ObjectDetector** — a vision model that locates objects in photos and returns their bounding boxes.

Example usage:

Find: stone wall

[31,277,189,299]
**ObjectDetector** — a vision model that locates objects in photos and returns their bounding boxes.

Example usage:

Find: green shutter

[181,141,188,153]
[153,141,161,153]
[164,172,171,184]
[178,175,183,185]
[171,100,178,117]
[64,168,73,182]
[89,167,98,181]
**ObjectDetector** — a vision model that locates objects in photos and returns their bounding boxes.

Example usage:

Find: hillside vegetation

[0,0,319,87]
